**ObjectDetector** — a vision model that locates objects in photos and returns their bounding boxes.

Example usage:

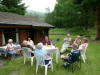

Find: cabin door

[29,29,34,41]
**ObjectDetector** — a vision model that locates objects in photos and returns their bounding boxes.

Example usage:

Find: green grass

[0,29,100,75]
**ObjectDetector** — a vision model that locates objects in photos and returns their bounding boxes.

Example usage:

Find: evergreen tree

[0,0,26,15]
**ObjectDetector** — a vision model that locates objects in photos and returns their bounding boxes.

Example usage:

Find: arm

[79,45,86,51]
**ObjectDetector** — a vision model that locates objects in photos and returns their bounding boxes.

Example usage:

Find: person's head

[72,43,78,50]
[8,39,13,44]
[36,43,43,49]
[28,38,31,41]
[82,38,88,44]
[77,35,80,39]
[66,34,70,38]
[45,36,49,41]
[22,40,28,46]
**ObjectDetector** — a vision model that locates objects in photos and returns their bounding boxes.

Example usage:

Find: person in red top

[42,36,51,45]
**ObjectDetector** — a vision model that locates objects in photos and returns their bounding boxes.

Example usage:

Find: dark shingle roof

[0,12,54,28]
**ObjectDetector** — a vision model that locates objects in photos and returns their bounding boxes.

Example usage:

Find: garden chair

[81,44,88,63]
[22,47,34,66]
[34,52,53,75]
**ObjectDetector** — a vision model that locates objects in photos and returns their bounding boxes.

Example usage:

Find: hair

[8,39,13,43]
[72,43,78,49]
[83,38,88,43]
[77,35,80,38]
[28,38,31,40]
[36,43,43,49]
[22,40,28,46]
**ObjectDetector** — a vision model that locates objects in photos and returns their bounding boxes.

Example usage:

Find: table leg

[56,52,59,63]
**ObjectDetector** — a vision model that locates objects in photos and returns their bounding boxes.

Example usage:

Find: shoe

[62,64,70,68]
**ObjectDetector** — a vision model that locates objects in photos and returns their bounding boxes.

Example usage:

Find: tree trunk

[85,21,88,30]
[96,6,100,40]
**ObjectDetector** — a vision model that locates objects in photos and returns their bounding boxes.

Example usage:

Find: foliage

[0,0,26,15]
[45,0,97,30]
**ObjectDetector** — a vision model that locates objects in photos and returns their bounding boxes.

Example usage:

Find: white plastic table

[42,45,60,63]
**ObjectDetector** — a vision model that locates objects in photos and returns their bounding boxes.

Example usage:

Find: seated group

[6,34,88,68]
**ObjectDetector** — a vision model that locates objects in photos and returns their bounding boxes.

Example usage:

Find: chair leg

[45,65,48,75]
[31,57,33,66]
[82,54,86,63]
[51,60,53,72]
[24,57,26,64]
[36,64,38,74]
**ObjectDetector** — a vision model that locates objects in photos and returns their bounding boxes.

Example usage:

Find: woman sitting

[35,43,51,65]
[7,39,16,59]
[74,35,81,46]
[78,38,88,51]
[42,36,51,45]
[60,34,72,53]
[78,38,88,63]
[22,40,34,57]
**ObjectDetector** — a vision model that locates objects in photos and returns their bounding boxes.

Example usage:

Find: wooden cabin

[0,12,54,46]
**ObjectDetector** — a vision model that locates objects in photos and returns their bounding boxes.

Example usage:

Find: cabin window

[2,28,19,44]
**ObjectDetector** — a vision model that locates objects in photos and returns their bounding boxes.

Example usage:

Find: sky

[22,0,57,12]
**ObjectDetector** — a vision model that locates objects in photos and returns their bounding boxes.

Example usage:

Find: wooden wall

[34,29,49,44]
[0,27,49,46]
[19,29,29,44]
[0,30,2,46]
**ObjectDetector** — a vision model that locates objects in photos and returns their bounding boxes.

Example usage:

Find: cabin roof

[0,12,54,28]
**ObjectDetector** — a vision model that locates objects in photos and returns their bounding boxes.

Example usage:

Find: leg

[60,44,69,53]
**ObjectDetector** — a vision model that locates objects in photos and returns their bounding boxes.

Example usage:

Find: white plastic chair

[22,47,34,66]
[34,52,53,75]
[81,44,88,63]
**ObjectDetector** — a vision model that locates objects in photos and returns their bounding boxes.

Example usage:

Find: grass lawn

[0,30,100,75]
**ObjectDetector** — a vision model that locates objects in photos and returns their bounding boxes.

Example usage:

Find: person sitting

[35,43,51,65]
[78,38,88,63]
[74,35,81,46]
[22,40,34,57]
[60,34,72,53]
[42,36,51,45]
[78,38,88,51]
[7,39,16,59]
[61,44,80,67]
[27,38,35,50]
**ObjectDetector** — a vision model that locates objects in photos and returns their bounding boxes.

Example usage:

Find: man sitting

[61,44,80,67]
[35,43,51,65]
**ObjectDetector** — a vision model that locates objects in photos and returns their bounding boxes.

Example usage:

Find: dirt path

[0,57,5,68]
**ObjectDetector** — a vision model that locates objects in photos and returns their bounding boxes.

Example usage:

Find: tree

[45,0,96,29]
[75,0,100,39]
[0,0,26,15]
